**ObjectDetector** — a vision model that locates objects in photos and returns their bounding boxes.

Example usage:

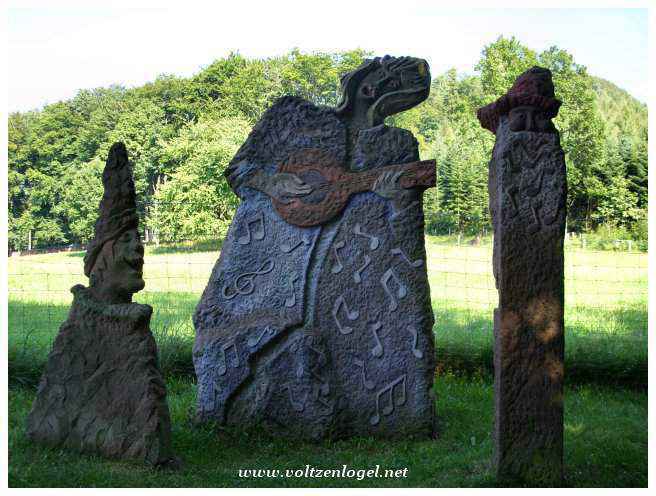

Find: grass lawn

[6,236,648,487]
[8,374,647,488]
[8,235,648,386]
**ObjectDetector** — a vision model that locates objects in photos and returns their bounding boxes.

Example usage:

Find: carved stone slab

[194,57,436,440]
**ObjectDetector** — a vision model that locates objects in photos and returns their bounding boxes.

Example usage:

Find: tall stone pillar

[477,67,566,485]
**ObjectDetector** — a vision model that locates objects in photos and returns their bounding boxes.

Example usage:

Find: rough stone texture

[194,56,437,439]
[26,143,175,466]
[479,67,566,485]
[26,286,173,464]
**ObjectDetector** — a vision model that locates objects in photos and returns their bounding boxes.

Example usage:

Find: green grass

[8,235,648,386]
[7,237,648,487]
[8,374,647,487]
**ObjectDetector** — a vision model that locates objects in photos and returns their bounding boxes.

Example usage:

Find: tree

[54,158,104,243]
[538,46,607,228]
[475,36,538,99]
[147,116,251,242]
[7,46,648,246]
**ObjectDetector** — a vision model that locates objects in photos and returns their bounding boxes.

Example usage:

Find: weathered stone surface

[194,56,436,439]
[26,143,175,466]
[478,67,566,485]
[26,286,173,464]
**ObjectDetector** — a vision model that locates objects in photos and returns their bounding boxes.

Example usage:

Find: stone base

[26,285,175,465]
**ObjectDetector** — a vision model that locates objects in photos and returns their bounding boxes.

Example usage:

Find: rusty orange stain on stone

[545,351,564,381]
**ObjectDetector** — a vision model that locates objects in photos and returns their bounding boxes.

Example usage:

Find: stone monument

[26,143,176,467]
[477,67,566,485]
[194,55,437,439]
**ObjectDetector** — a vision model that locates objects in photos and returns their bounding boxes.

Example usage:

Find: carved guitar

[249,149,436,227]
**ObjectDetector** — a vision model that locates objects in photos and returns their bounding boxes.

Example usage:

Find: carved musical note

[370,321,384,358]
[408,327,423,359]
[317,397,334,415]
[353,254,371,283]
[370,374,407,426]
[527,200,542,235]
[238,211,265,245]
[380,268,407,311]
[247,326,275,348]
[331,241,346,274]
[283,385,306,412]
[285,273,299,307]
[390,247,423,268]
[217,341,240,376]
[353,223,380,250]
[332,296,359,334]
[222,259,275,299]
[280,236,310,254]
[354,358,375,390]
[504,186,519,217]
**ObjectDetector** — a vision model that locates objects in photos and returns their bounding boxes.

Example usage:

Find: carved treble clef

[222,259,275,299]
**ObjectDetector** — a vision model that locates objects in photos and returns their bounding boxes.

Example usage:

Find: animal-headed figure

[224,55,432,198]
[194,55,437,440]
[336,55,431,153]
[26,143,176,466]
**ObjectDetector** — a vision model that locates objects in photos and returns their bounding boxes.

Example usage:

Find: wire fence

[7,230,648,386]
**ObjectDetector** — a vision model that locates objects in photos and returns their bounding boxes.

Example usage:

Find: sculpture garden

[6,35,648,488]
[8,230,647,486]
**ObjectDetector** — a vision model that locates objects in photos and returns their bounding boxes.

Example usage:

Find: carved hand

[373,170,405,199]
[267,173,313,204]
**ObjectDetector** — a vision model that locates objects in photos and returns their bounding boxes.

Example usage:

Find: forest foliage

[8,38,648,250]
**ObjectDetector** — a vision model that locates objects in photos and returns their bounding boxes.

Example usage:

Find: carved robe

[26,285,173,464]
[194,96,436,439]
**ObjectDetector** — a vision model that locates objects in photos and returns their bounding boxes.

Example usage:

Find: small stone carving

[194,55,437,439]
[25,143,176,467]
[478,67,566,485]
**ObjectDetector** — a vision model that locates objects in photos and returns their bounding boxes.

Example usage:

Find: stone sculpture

[477,67,566,485]
[194,55,437,439]
[26,143,176,466]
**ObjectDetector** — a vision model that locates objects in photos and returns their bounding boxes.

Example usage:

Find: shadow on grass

[8,374,647,488]
[8,296,647,389]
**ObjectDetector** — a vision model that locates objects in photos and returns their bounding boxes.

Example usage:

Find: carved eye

[361,84,375,98]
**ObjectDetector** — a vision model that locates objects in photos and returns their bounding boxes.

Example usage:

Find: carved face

[90,228,145,302]
[358,56,431,125]
[508,106,555,133]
